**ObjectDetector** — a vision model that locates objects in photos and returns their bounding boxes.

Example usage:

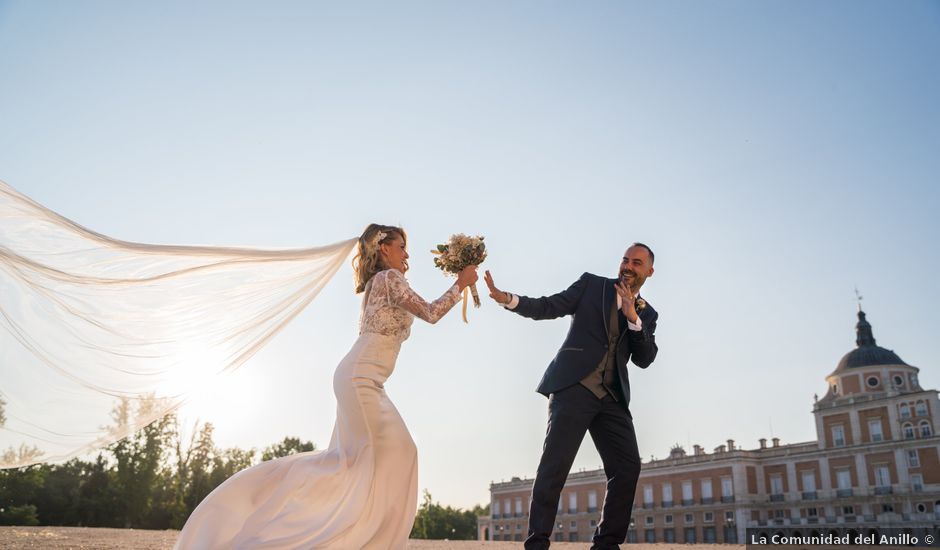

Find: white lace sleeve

[385,269,461,324]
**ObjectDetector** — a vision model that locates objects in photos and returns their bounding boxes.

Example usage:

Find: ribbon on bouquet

[462,287,469,323]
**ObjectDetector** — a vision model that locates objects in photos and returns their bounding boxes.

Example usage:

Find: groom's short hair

[630,242,655,265]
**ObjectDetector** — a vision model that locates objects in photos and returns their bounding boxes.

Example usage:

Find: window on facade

[505,499,511,516]
[725,511,734,522]
[901,403,912,418]
[515,498,522,516]
[807,507,818,517]
[843,506,854,515]
[904,423,915,439]
[831,383,838,395]
[665,515,673,525]
[916,503,927,513]
[568,493,577,514]
[770,474,784,495]
[570,521,577,529]
[685,513,694,523]
[832,425,846,446]
[662,483,673,503]
[773,509,785,519]
[801,471,816,492]
[590,519,597,527]
[643,485,653,504]
[868,419,884,442]
[874,466,891,488]
[916,401,928,417]
[704,512,714,523]
[882,504,894,513]
[836,469,852,490]
[912,474,924,491]
[701,479,713,499]
[494,501,501,517]
[721,477,733,497]
[893,375,904,388]
[645,516,654,525]
[682,481,693,501]
[866,376,879,388]
[588,491,598,511]
[909,450,921,467]
[920,421,932,437]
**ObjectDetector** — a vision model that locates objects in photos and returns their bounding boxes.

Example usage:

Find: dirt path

[0,527,752,549]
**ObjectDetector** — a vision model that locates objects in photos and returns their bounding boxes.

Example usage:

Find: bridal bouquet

[432,234,487,322]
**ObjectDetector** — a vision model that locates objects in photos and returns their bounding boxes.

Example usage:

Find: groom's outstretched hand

[484,270,512,305]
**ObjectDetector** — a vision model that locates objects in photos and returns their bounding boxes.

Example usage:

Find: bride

[174,223,479,549]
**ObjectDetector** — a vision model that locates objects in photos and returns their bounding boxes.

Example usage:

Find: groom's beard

[619,270,646,293]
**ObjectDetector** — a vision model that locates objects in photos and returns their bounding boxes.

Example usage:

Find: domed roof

[834,310,908,372]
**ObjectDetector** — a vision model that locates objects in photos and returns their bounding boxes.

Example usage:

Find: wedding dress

[174,268,461,550]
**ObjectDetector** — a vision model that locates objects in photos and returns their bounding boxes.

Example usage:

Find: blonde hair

[353,223,407,293]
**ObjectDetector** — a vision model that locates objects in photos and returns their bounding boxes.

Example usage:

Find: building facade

[478,309,940,543]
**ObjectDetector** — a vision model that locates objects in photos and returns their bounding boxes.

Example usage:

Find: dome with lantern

[820,308,921,402]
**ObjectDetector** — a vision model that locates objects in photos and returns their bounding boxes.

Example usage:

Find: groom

[484,243,658,550]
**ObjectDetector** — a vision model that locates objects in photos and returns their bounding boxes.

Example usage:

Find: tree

[261,437,316,461]
[180,421,217,518]
[33,459,85,526]
[107,395,174,528]
[0,464,45,526]
[411,490,486,540]
[0,505,39,526]
[76,454,119,527]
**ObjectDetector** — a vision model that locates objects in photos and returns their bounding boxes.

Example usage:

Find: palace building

[478,308,940,543]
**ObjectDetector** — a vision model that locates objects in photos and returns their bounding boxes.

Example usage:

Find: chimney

[693,444,704,456]
[727,439,735,451]
[772,437,780,448]
[714,445,726,453]
[759,438,767,450]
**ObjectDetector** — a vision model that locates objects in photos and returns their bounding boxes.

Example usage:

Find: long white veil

[0,181,356,468]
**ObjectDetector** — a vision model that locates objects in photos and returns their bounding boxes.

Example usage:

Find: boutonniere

[635,298,647,312]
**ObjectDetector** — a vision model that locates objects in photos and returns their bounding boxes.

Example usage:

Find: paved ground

[0,527,751,549]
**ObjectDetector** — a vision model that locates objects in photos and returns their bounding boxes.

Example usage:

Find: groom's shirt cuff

[616,295,643,331]
[502,293,519,310]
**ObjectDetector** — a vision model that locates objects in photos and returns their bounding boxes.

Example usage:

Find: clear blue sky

[1,1,938,509]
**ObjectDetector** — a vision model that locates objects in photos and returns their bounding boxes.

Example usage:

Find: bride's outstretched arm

[385,269,462,324]
[388,269,460,324]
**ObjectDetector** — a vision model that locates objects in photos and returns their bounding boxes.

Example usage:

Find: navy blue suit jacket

[511,272,658,411]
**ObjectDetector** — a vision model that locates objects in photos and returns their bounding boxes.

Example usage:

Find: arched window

[901,404,912,419]
[903,423,915,440]
[920,421,932,438]
[916,401,928,417]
